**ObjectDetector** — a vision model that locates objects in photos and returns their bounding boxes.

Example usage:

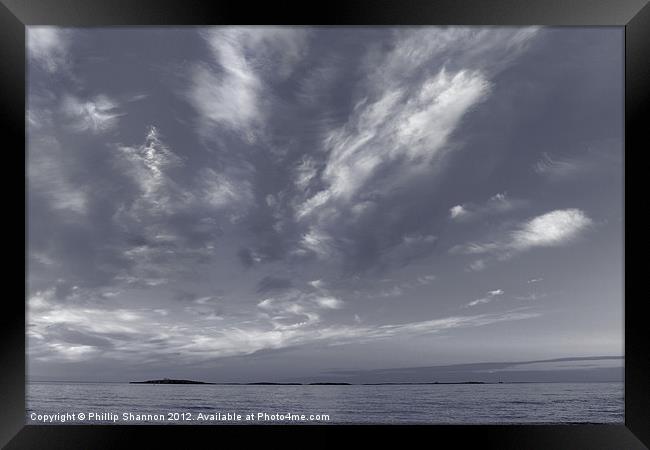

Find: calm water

[27,382,623,425]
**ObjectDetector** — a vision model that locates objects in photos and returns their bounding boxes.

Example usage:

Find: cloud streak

[466,289,504,307]
[29,288,539,363]
[450,193,524,222]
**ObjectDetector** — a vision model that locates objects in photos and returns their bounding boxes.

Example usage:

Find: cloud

[466,298,490,307]
[297,68,490,220]
[198,167,254,213]
[450,205,469,220]
[61,94,123,134]
[256,290,343,330]
[186,27,309,140]
[510,209,592,251]
[451,209,593,260]
[113,125,251,241]
[403,234,437,245]
[417,274,437,285]
[449,193,524,222]
[534,142,623,182]
[466,289,504,307]
[308,279,325,289]
[467,259,487,272]
[534,152,583,179]
[294,156,319,190]
[289,67,491,275]
[344,309,538,342]
[27,27,70,73]
[298,228,336,259]
[113,126,188,224]
[313,296,344,309]
[362,27,540,94]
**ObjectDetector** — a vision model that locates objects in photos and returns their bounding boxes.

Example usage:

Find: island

[129,378,215,384]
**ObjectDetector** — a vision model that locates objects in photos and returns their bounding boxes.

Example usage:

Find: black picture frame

[1,0,647,448]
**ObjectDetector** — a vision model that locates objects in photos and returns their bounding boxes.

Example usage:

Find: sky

[26,26,624,382]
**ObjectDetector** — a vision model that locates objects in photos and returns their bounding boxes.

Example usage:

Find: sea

[26,382,623,425]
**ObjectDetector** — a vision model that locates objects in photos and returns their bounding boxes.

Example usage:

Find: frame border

[2,0,647,448]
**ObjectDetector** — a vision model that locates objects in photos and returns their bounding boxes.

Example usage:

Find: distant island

[129,379,350,385]
[130,378,215,384]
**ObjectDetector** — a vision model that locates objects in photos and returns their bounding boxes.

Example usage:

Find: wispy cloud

[362,28,539,93]
[534,142,623,182]
[186,27,309,140]
[256,289,345,330]
[198,167,254,215]
[297,228,336,259]
[114,125,186,216]
[28,287,539,363]
[27,27,70,73]
[514,292,547,301]
[61,94,123,134]
[450,192,524,222]
[467,259,487,272]
[534,152,583,179]
[466,289,504,307]
[293,156,319,190]
[374,274,437,298]
[297,68,490,220]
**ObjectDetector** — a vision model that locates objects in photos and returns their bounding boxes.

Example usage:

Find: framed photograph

[1,0,648,448]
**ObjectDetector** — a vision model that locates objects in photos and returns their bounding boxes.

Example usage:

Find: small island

[130,378,215,385]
